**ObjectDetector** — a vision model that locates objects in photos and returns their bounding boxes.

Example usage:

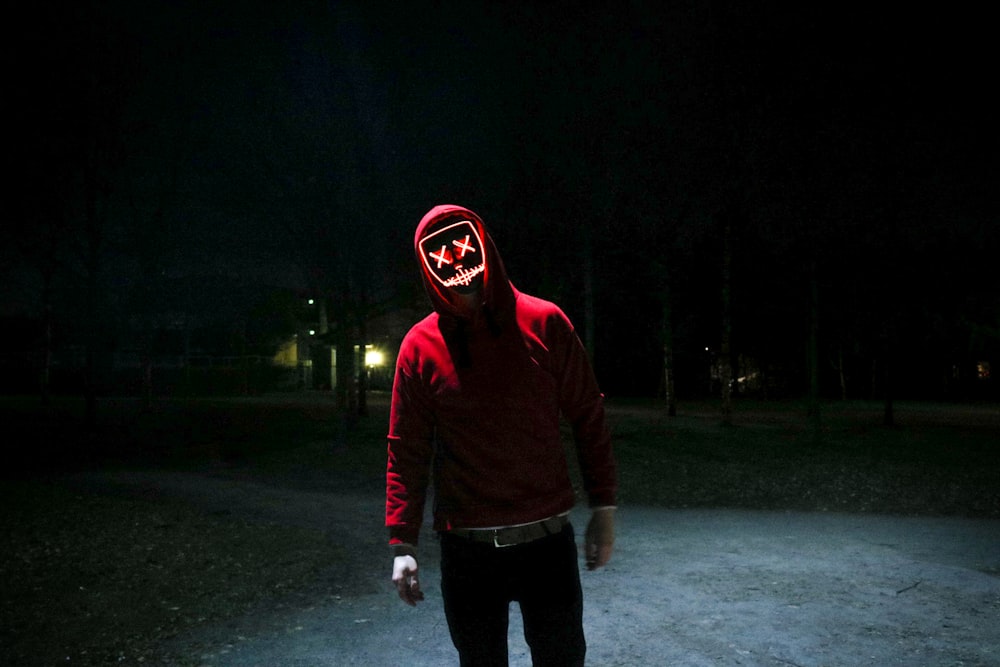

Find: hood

[414,204,516,326]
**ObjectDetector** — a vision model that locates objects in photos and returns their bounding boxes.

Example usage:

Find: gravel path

[73,469,1000,666]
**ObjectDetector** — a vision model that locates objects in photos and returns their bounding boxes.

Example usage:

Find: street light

[365,348,384,367]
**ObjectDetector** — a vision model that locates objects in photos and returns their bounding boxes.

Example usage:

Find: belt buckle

[492,528,517,548]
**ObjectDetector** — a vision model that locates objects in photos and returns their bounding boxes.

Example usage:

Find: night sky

[4,1,997,398]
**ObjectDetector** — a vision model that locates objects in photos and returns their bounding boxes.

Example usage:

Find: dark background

[2,7,998,663]
[3,1,997,402]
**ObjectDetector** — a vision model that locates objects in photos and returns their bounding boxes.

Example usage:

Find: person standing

[386,204,617,666]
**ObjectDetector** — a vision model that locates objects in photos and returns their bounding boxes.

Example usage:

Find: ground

[1,394,998,665]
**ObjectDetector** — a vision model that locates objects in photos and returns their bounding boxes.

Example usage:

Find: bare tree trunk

[807,259,822,441]
[83,184,102,436]
[357,346,368,417]
[832,346,848,401]
[142,358,153,409]
[238,320,249,396]
[662,284,676,417]
[356,288,369,418]
[183,320,193,397]
[336,337,357,414]
[870,358,878,401]
[882,331,895,427]
[334,335,358,447]
[720,218,733,425]
[331,280,358,415]
[40,282,54,408]
[582,226,596,362]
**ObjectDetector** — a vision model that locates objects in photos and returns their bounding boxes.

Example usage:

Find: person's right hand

[392,555,424,606]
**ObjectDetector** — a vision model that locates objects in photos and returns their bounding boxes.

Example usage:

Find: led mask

[418,219,486,295]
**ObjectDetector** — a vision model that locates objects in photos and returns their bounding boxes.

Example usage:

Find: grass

[0,393,997,665]
[3,392,998,518]
[4,392,998,515]
[605,398,1000,517]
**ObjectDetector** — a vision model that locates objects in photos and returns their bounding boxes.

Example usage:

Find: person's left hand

[584,508,615,570]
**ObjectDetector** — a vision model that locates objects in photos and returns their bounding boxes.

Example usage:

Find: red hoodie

[385,205,617,547]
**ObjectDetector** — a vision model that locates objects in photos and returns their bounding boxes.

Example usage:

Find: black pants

[439,524,586,667]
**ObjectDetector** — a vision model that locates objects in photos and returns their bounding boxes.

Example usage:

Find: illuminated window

[977,361,991,380]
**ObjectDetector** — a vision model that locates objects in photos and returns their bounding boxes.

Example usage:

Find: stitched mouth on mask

[441,263,485,288]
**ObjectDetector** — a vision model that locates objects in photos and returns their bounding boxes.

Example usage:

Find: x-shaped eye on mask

[429,234,477,268]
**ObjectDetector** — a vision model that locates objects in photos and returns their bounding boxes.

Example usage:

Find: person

[385,204,617,666]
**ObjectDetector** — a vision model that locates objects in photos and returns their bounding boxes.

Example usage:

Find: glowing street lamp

[365,348,384,367]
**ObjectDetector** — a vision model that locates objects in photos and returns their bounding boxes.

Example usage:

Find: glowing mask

[418,219,486,294]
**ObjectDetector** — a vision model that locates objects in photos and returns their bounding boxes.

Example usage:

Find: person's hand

[392,555,424,606]
[584,508,615,570]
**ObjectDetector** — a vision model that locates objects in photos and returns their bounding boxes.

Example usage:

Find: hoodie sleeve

[551,310,618,509]
[385,340,435,547]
